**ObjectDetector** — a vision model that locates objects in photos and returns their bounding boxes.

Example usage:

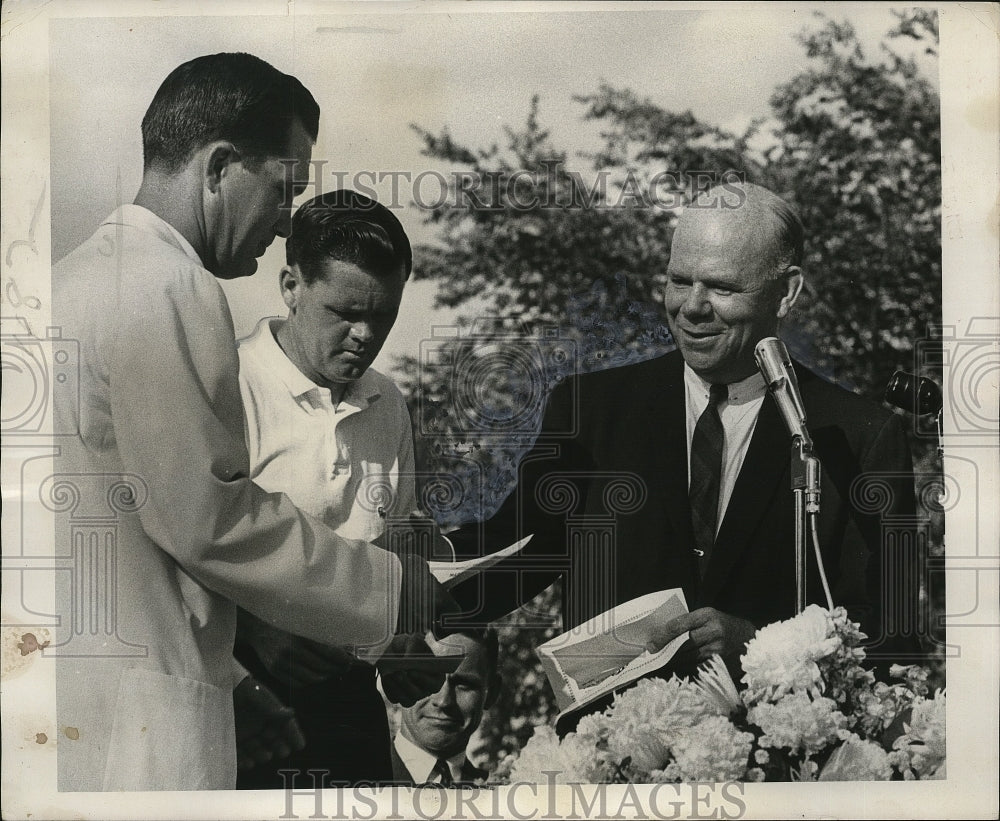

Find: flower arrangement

[502,605,945,783]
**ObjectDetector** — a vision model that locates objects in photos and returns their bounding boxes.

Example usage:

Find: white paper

[537,588,689,717]
[428,535,533,589]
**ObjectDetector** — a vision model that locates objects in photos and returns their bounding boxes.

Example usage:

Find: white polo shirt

[238,317,418,542]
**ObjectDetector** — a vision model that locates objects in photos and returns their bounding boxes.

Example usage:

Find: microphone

[754,337,812,448]
[884,371,943,415]
[755,337,826,613]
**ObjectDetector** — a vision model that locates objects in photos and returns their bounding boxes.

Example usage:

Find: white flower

[819,736,893,781]
[555,732,614,783]
[621,730,672,773]
[668,716,754,782]
[890,663,930,697]
[609,676,716,729]
[792,758,820,781]
[656,762,684,782]
[647,766,677,783]
[827,607,868,647]
[575,712,610,743]
[741,605,841,700]
[748,692,849,756]
[603,676,715,774]
[693,654,742,715]
[503,619,944,786]
[893,689,946,779]
[507,725,559,783]
[507,725,610,784]
[853,677,920,737]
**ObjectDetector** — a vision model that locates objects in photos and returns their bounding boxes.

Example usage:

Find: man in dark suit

[447,182,918,674]
[388,630,499,786]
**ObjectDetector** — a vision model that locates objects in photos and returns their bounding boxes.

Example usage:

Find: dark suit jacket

[387,740,488,786]
[234,656,393,789]
[448,350,919,664]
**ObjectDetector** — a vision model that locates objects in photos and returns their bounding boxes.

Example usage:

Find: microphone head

[755,336,811,444]
[884,371,943,415]
[754,337,791,388]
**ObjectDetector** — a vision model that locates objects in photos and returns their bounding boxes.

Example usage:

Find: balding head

[677,182,804,280]
[664,183,804,384]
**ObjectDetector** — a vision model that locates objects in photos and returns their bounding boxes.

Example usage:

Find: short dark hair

[286,190,413,285]
[141,52,320,173]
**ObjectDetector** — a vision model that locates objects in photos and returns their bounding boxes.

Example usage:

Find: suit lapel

[647,354,696,547]
[699,388,790,604]
[644,353,701,590]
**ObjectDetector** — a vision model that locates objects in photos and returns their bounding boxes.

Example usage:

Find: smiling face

[399,634,497,759]
[207,118,313,279]
[664,208,802,384]
[276,258,405,399]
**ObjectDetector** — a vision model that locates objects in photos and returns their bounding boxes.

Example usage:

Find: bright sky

[48,3,931,376]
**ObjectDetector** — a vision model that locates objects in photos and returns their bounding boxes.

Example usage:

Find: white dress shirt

[238,317,418,542]
[394,732,468,783]
[683,364,768,533]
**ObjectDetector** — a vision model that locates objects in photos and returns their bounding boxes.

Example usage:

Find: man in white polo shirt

[234,189,454,787]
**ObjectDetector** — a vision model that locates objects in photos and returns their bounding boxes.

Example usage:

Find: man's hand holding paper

[373,519,535,706]
[537,589,691,723]
[645,607,757,665]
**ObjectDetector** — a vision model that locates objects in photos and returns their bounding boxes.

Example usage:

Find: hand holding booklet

[423,540,688,721]
[537,589,690,723]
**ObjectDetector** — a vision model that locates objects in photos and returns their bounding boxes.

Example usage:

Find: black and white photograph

[1,1,997,819]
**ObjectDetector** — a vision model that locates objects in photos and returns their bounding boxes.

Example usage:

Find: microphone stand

[755,337,833,614]
[790,434,821,615]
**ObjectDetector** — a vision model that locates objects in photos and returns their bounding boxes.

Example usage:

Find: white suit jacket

[50,206,401,791]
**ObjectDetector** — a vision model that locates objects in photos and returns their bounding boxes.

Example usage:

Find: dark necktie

[432,758,454,787]
[689,383,728,575]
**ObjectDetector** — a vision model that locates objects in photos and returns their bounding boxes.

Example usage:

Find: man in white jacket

[51,52,448,792]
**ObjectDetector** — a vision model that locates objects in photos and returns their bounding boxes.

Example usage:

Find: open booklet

[428,535,533,589]
[537,588,689,723]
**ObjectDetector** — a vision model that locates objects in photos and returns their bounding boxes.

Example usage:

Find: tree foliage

[396,11,942,769]
[764,10,941,390]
